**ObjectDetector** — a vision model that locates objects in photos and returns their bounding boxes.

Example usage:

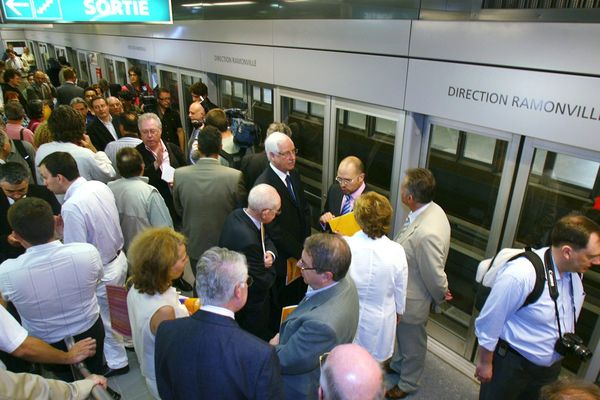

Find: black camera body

[555,333,593,362]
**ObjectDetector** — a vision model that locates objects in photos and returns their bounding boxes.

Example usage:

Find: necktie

[340,194,353,215]
[286,175,296,203]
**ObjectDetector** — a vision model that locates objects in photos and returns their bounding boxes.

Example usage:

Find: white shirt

[201,304,235,320]
[269,163,291,187]
[62,178,124,274]
[35,142,116,185]
[0,306,28,353]
[100,115,119,141]
[104,136,142,168]
[475,247,585,366]
[0,241,103,343]
[345,231,408,361]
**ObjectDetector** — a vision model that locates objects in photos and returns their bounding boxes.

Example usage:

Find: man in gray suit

[173,125,246,276]
[270,233,359,400]
[386,168,452,399]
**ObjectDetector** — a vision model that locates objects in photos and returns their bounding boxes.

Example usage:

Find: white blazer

[345,230,408,362]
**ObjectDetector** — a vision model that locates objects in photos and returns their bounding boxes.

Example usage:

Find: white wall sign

[405,59,600,151]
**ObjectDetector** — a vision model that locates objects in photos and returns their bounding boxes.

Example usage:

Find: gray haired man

[155,247,283,399]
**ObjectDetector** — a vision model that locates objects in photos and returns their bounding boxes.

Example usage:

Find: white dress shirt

[0,306,28,353]
[475,247,585,366]
[62,178,124,275]
[0,241,103,343]
[35,142,116,185]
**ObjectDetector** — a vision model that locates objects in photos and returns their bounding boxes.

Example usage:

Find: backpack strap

[19,127,24,141]
[509,250,546,308]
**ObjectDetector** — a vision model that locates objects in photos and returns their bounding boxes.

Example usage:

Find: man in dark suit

[219,184,280,340]
[0,162,60,263]
[86,97,120,152]
[56,68,84,106]
[155,247,284,400]
[240,121,291,192]
[254,132,311,330]
[269,233,359,400]
[174,125,246,275]
[136,113,187,223]
[319,156,368,229]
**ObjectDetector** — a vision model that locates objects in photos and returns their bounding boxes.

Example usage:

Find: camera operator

[475,214,600,400]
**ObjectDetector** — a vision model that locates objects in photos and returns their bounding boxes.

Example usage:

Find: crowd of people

[0,44,599,400]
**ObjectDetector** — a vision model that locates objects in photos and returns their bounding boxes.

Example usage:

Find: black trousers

[479,340,562,400]
[46,316,105,381]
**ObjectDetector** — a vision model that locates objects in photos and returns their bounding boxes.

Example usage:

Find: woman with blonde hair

[345,191,408,362]
[127,227,190,398]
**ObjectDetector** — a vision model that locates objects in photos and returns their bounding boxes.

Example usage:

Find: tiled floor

[106,344,480,399]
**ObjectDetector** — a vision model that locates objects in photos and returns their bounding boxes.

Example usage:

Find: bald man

[319,344,383,400]
[319,156,369,229]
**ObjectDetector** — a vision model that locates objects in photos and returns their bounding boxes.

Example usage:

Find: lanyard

[544,249,577,338]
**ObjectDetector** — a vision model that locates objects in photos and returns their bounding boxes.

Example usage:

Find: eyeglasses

[297,258,316,271]
[277,148,299,158]
[319,352,330,369]
[335,175,359,185]
[241,276,254,287]
[140,129,160,136]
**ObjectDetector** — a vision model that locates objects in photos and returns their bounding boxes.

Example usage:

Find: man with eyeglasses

[319,156,368,230]
[255,131,311,331]
[155,247,284,399]
[136,112,187,224]
[270,233,359,400]
[156,87,185,150]
[219,183,280,340]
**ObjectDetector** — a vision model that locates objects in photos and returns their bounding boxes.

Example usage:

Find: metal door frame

[501,136,600,380]
[277,87,332,210]
[420,116,521,360]
[330,97,406,230]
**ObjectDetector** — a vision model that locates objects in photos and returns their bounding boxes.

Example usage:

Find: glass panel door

[249,83,274,145]
[158,68,181,113]
[104,58,116,84]
[180,70,208,140]
[502,138,600,378]
[279,89,330,229]
[55,46,66,61]
[38,43,49,71]
[423,118,520,358]
[77,51,90,85]
[219,76,247,109]
[115,60,127,86]
[332,100,404,200]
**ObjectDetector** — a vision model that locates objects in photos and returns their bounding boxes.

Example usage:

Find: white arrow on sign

[6,0,30,16]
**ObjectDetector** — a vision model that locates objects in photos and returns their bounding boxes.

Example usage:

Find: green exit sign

[1,0,172,23]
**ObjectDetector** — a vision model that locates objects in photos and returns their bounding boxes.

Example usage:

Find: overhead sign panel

[1,0,172,23]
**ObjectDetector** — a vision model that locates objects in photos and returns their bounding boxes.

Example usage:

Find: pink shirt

[6,123,34,146]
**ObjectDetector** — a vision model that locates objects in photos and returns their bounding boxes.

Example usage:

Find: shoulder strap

[19,127,24,141]
[509,250,546,308]
[13,139,36,181]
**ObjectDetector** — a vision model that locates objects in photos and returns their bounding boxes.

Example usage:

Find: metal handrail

[64,336,115,400]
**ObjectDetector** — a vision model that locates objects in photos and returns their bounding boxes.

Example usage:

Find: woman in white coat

[345,191,408,362]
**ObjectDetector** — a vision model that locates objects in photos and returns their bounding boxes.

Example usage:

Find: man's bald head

[319,344,383,400]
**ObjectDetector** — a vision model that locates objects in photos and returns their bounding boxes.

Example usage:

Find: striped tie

[340,195,353,215]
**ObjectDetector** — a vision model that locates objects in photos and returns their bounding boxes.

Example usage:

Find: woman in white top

[345,191,408,362]
[127,227,190,398]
